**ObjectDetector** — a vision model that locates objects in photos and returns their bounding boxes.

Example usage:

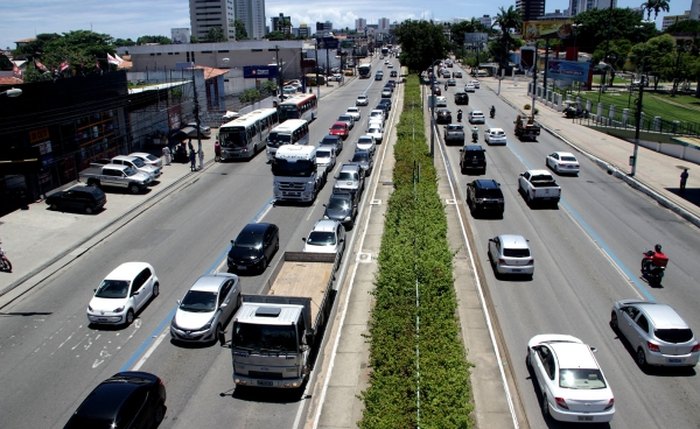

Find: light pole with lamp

[630,73,646,176]
[429,59,441,158]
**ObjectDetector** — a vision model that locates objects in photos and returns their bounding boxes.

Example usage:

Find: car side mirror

[230,240,235,244]
[489,238,495,243]
[177,299,181,305]
[302,237,307,242]
[220,303,227,309]
[590,346,598,353]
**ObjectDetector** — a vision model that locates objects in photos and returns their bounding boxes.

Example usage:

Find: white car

[356,95,369,106]
[303,219,346,256]
[111,155,161,179]
[434,96,448,107]
[315,146,336,172]
[527,334,615,423]
[170,273,241,344]
[546,151,580,175]
[484,128,507,145]
[369,109,385,122]
[129,152,163,169]
[87,262,159,326]
[464,83,476,93]
[487,234,534,278]
[611,300,700,368]
[468,110,485,124]
[356,135,376,155]
[346,106,361,121]
[469,79,480,89]
[367,126,384,144]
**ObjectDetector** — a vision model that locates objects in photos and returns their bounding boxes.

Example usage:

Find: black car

[454,92,469,105]
[432,85,442,96]
[227,223,280,273]
[324,191,358,229]
[466,179,504,218]
[390,70,398,77]
[46,185,106,214]
[460,144,487,174]
[319,134,343,154]
[435,108,452,124]
[351,149,373,176]
[378,98,392,111]
[64,371,166,429]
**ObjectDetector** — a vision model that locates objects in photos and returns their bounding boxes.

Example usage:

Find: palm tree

[492,6,522,72]
[641,0,671,21]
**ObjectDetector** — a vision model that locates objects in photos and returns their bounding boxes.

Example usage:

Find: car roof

[112,155,138,162]
[550,341,598,369]
[488,128,505,133]
[331,121,348,127]
[473,179,500,189]
[636,302,690,329]
[464,144,484,151]
[552,151,575,157]
[340,162,361,172]
[471,110,484,114]
[238,222,274,236]
[129,152,155,158]
[322,134,341,141]
[497,234,529,249]
[190,273,236,293]
[313,219,340,232]
[105,262,152,280]
[73,372,158,420]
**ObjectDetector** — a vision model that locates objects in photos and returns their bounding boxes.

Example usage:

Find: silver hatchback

[488,234,534,279]
[611,300,700,369]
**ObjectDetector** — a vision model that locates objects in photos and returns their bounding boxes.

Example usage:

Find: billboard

[523,20,573,40]
[243,65,279,79]
[546,59,590,83]
[316,37,339,50]
[464,32,488,45]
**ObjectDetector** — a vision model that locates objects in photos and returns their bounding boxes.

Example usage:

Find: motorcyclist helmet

[654,244,662,252]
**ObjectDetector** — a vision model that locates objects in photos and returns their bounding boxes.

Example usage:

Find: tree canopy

[393,20,449,72]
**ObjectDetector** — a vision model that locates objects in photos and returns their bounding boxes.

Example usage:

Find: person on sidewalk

[189,149,196,171]
[162,145,171,166]
[214,140,222,162]
[680,168,689,193]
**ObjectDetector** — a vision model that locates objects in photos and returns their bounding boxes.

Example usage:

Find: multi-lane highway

[436,65,700,427]
[0,57,400,428]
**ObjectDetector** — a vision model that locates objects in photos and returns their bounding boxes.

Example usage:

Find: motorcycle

[471,129,479,143]
[0,242,12,273]
[457,110,463,122]
[641,250,667,287]
[489,107,495,119]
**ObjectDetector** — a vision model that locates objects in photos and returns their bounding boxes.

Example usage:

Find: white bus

[277,93,318,123]
[218,108,279,161]
[266,119,310,161]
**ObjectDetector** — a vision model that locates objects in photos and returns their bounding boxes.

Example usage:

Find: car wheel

[49,203,59,211]
[154,403,166,424]
[261,256,268,269]
[128,183,140,194]
[541,395,550,419]
[636,347,648,369]
[610,311,618,331]
[125,309,135,326]
[525,352,532,369]
[152,282,160,298]
[84,206,94,214]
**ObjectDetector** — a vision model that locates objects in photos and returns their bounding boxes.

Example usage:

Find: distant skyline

[0,0,691,50]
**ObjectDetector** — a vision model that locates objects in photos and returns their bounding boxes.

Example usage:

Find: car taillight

[647,342,660,352]
[555,397,569,410]
[604,398,615,410]
[692,344,700,353]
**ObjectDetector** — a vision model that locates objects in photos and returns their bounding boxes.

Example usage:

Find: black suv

[320,134,344,154]
[324,191,359,229]
[459,144,486,174]
[435,108,452,124]
[466,179,504,218]
[454,92,469,105]
[46,185,106,214]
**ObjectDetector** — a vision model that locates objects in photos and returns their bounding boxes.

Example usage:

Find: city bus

[266,119,310,161]
[218,108,279,161]
[277,93,318,123]
[358,63,371,79]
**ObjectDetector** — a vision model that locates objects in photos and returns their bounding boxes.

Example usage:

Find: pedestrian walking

[162,145,171,166]
[189,149,196,171]
[198,148,204,170]
[680,168,689,193]
[214,140,221,162]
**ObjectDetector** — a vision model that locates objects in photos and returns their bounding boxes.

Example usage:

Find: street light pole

[191,66,202,153]
[631,75,645,176]
[429,59,441,158]
[531,42,538,122]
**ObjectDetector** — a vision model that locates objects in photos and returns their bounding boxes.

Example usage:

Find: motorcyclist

[444,82,448,91]
[457,109,463,122]
[643,244,668,272]
[471,127,479,143]
[490,105,496,118]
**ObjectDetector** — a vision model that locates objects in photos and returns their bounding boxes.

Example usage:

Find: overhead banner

[547,59,590,83]
[523,20,573,40]
[243,65,278,79]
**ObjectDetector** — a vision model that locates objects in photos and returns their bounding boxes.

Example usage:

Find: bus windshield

[278,104,300,121]
[220,127,248,148]
[272,159,315,177]
[267,132,291,148]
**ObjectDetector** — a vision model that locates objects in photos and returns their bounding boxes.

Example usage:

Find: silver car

[170,273,241,344]
[611,300,700,369]
[487,234,534,278]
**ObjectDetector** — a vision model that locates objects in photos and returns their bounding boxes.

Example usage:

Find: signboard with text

[547,59,590,83]
[243,65,279,79]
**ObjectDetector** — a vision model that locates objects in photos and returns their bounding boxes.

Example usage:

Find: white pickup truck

[518,169,561,206]
[79,164,152,194]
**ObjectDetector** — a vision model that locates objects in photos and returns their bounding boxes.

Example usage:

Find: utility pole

[531,42,538,122]
[631,75,645,176]
[191,66,202,153]
[275,45,283,99]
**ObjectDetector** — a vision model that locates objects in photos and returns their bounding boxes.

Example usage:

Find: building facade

[516,0,545,21]
[189,0,236,41]
[378,18,391,33]
[569,0,615,15]
[271,13,292,36]
[355,18,367,32]
[234,0,266,40]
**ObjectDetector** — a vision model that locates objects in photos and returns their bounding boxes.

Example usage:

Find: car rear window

[655,328,694,343]
[559,369,607,389]
[478,189,502,199]
[503,248,530,257]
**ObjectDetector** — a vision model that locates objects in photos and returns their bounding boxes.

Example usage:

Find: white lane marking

[131,329,170,371]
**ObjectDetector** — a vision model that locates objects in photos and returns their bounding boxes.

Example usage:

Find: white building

[568,0,615,16]
[189,0,236,41]
[235,0,266,40]
[355,18,367,33]
[378,18,390,33]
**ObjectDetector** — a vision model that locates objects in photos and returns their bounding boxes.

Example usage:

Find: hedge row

[359,75,473,429]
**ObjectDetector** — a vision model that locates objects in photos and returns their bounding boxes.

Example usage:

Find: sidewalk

[481,76,700,227]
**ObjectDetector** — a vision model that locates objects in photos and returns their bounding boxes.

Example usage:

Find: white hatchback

[87,262,159,326]
[129,152,163,169]
[356,135,376,155]
[367,126,384,144]
[303,219,346,256]
[487,234,534,278]
[484,128,507,145]
[346,106,361,121]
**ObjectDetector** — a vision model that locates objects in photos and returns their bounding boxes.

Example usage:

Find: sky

[0,0,692,50]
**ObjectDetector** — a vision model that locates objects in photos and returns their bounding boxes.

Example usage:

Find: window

[219,281,232,306]
[636,315,650,333]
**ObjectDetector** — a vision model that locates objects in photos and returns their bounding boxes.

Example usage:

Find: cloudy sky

[0,0,689,50]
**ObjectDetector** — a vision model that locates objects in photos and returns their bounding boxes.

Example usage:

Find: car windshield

[316,149,331,159]
[559,368,607,389]
[95,280,130,299]
[307,231,336,246]
[337,171,357,182]
[352,152,369,162]
[328,197,351,211]
[655,328,694,343]
[180,290,217,312]
[321,137,339,146]
[331,124,346,131]
[368,128,381,134]
[234,232,262,249]
[503,248,530,257]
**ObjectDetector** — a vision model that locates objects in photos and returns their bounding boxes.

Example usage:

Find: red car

[329,121,350,140]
